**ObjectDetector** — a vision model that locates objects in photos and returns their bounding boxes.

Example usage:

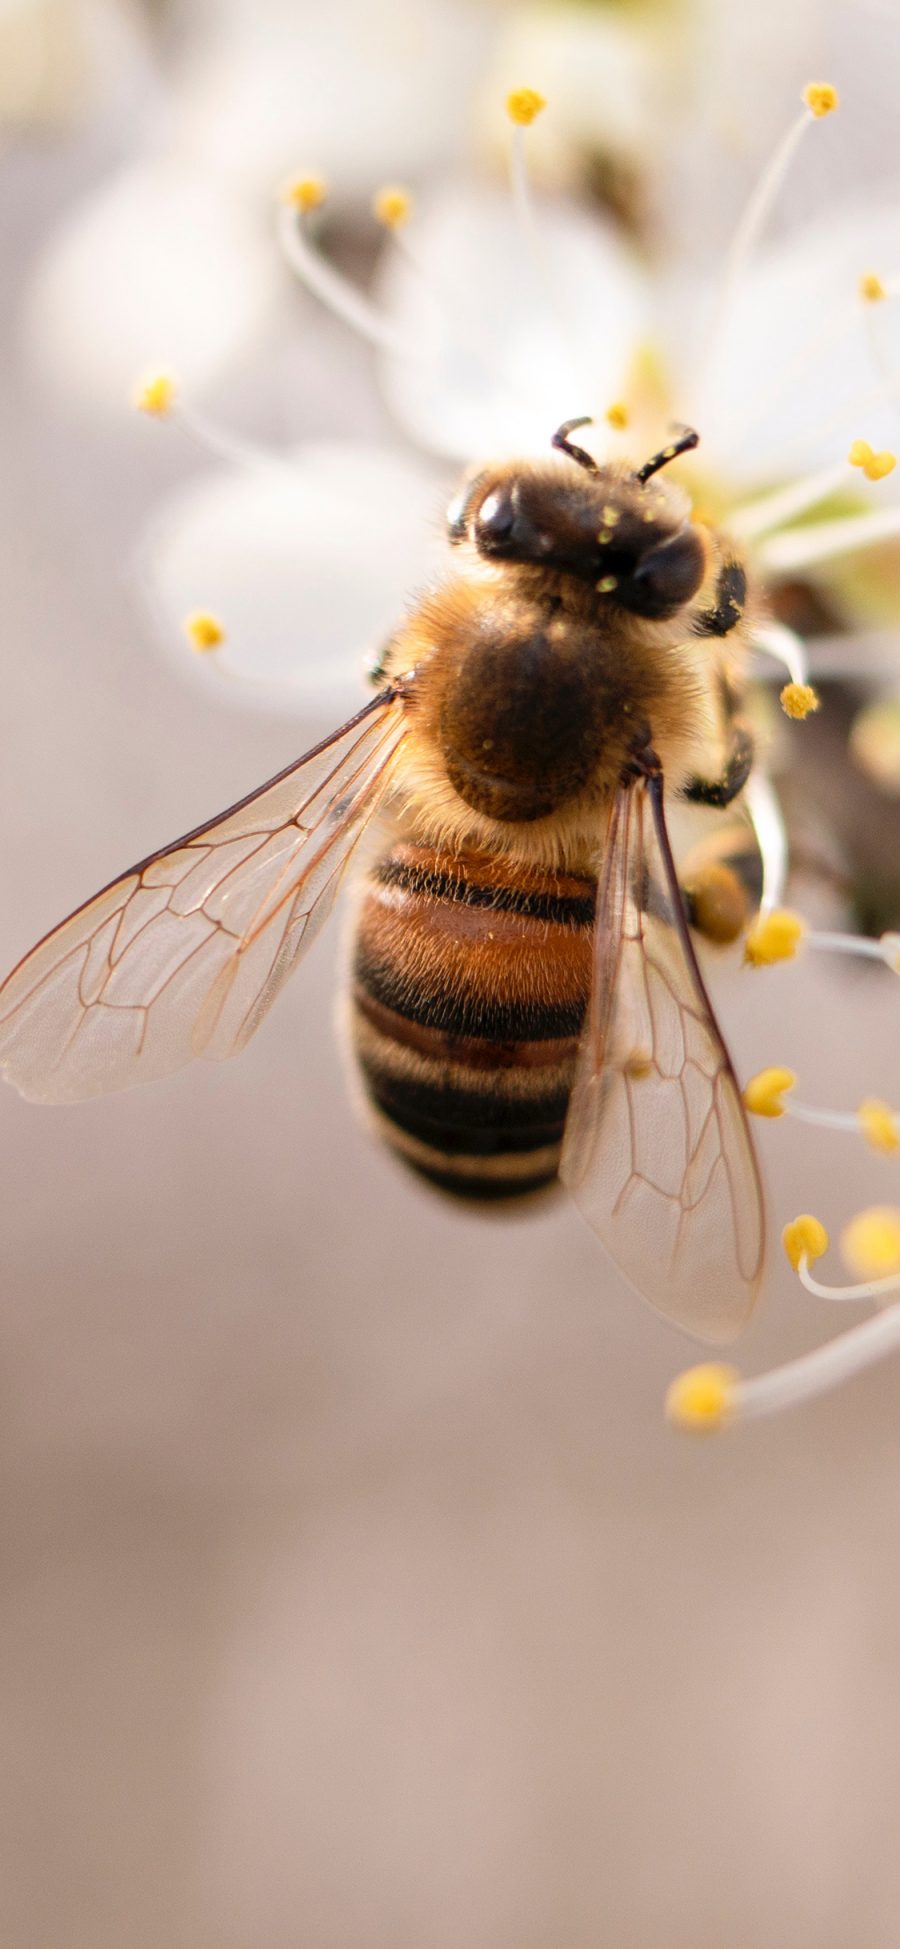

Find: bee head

[446,420,706,621]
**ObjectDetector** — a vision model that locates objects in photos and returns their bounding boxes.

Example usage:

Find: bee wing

[0,690,409,1103]
[560,777,764,1343]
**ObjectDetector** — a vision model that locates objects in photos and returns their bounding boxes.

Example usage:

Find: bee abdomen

[349,842,595,1200]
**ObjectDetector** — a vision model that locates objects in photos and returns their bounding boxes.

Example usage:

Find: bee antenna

[635,427,700,485]
[552,417,599,474]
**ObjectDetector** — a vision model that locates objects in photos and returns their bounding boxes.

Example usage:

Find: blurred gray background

[4,4,900,1945]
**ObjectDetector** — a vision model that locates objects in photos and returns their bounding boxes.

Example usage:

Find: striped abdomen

[349,841,596,1199]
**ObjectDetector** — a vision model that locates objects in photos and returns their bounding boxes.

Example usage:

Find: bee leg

[679,824,760,944]
[681,722,754,809]
[692,557,747,639]
[366,632,402,686]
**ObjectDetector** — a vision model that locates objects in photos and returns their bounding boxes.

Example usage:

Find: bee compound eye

[476,488,517,544]
[446,470,487,543]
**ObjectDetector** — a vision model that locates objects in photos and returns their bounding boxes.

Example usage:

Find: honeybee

[0,418,764,1342]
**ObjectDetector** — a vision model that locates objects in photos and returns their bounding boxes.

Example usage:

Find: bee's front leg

[681,722,755,810]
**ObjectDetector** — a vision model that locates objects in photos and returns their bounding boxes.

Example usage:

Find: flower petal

[136,442,450,717]
[373,183,649,462]
[23,157,281,413]
[172,0,491,202]
[681,197,900,485]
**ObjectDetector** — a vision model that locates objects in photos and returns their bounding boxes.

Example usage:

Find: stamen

[282,175,328,214]
[744,907,805,965]
[276,192,423,366]
[506,88,547,127]
[184,611,224,652]
[858,1100,900,1153]
[605,401,630,430]
[704,82,839,384]
[842,1206,900,1280]
[800,927,896,966]
[759,501,900,572]
[374,181,528,403]
[372,185,414,231]
[134,368,176,417]
[848,438,897,481]
[672,1305,900,1428]
[780,681,820,720]
[783,1213,829,1272]
[743,1066,796,1117]
[132,366,287,474]
[666,1364,739,1433]
[751,621,809,687]
[743,770,790,912]
[505,89,592,394]
[861,278,900,413]
[750,1083,900,1152]
[730,457,866,542]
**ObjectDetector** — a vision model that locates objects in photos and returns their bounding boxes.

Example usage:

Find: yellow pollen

[780,681,820,720]
[858,1099,900,1154]
[743,1066,796,1118]
[373,185,413,230]
[744,908,805,966]
[506,87,546,127]
[282,174,327,213]
[666,1363,739,1434]
[842,1207,900,1281]
[184,611,224,652]
[602,505,621,526]
[596,575,618,594]
[860,271,887,303]
[849,438,897,481]
[782,1213,829,1274]
[803,81,839,118]
[598,531,613,545]
[133,369,176,417]
[605,402,629,430]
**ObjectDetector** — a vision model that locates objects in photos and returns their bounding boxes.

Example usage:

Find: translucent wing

[0,690,408,1103]
[560,776,764,1343]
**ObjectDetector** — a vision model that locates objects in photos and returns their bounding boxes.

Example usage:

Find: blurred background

[4,2,900,1944]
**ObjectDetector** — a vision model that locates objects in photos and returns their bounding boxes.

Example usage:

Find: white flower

[19,0,492,413]
[136,82,900,715]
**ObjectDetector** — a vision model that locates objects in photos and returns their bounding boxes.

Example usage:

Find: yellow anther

[842,1207,900,1281]
[596,574,618,594]
[782,1213,829,1274]
[743,908,805,966]
[743,1066,796,1117]
[858,1099,900,1154]
[849,438,897,481]
[506,87,546,127]
[282,174,328,213]
[601,505,621,526]
[184,611,224,652]
[860,272,887,303]
[780,681,820,720]
[133,369,176,417]
[373,185,413,230]
[666,1363,739,1434]
[803,81,839,118]
[605,402,629,430]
